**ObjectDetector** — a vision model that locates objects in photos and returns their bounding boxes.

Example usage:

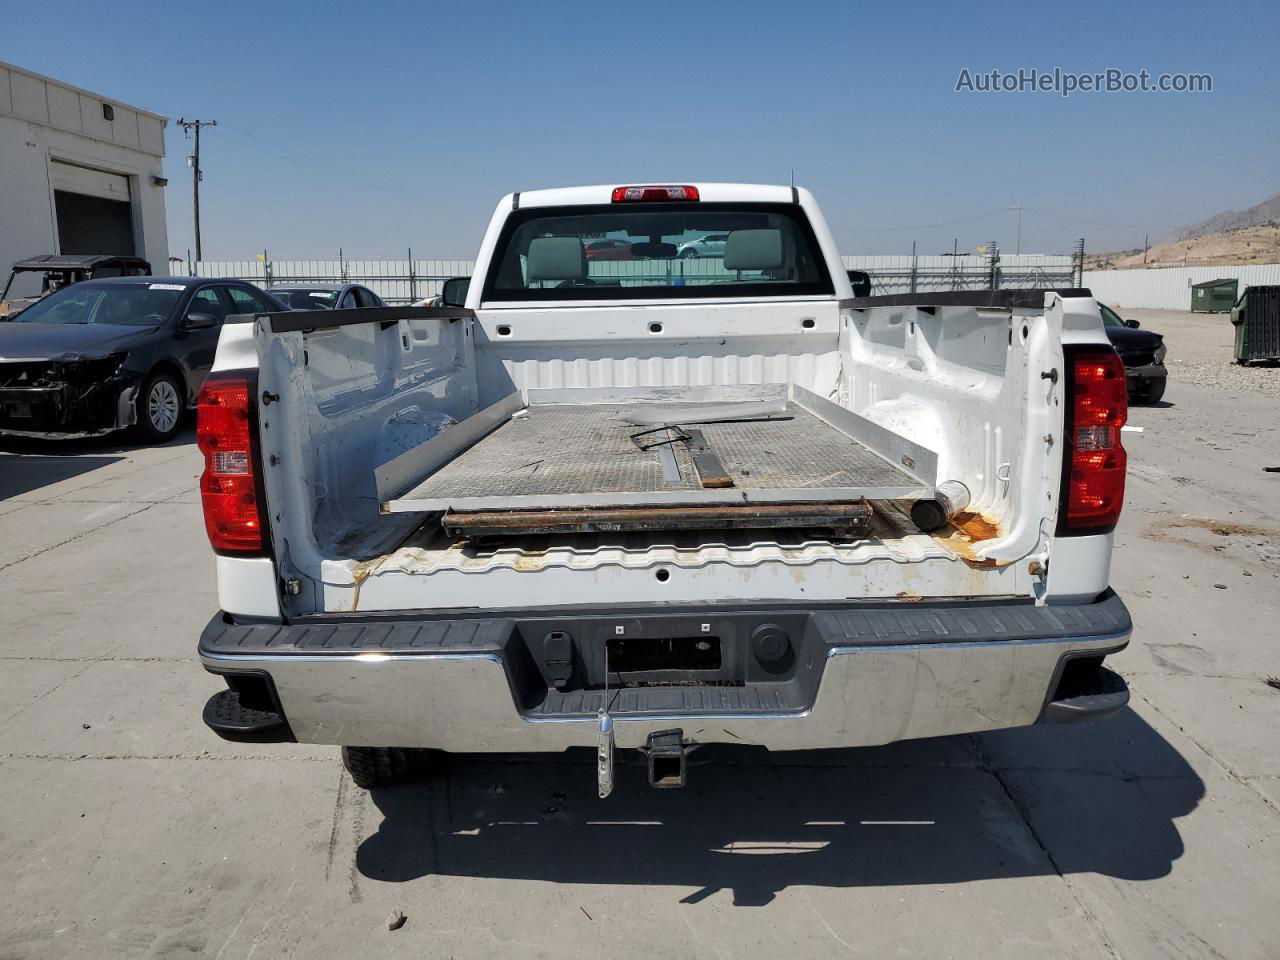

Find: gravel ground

[1120,308,1280,398]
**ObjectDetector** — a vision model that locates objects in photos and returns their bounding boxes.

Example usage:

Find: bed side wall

[840,297,1067,570]
[255,316,479,596]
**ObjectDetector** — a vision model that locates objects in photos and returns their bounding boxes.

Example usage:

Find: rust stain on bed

[347,557,386,611]
[952,512,1000,542]
[934,510,1003,566]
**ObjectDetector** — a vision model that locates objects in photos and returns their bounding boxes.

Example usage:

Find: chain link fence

[194,248,1081,304]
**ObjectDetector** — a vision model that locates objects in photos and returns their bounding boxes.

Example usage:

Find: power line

[1022,206,1180,230]
[831,209,1009,232]
[217,121,321,164]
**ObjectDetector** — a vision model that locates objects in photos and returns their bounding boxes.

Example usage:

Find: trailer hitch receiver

[644,729,688,788]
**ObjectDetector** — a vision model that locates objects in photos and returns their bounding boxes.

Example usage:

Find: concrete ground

[0,307,1277,959]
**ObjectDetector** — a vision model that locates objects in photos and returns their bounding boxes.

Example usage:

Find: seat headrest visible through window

[723,229,784,271]
[526,237,587,282]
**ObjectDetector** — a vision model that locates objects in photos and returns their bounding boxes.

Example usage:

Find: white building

[0,61,170,291]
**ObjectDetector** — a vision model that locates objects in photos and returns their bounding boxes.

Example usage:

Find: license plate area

[605,635,722,687]
[514,610,814,703]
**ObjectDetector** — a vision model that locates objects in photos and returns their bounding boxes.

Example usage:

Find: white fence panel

[1083,264,1280,310]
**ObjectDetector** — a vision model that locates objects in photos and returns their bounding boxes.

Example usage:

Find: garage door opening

[50,160,136,256]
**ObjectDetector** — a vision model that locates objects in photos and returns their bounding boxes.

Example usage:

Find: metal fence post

[408,248,416,302]
[909,241,918,295]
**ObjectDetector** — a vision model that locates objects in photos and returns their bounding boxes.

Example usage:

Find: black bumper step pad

[202,688,293,742]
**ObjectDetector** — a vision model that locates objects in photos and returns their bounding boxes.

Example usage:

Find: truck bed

[380,385,935,519]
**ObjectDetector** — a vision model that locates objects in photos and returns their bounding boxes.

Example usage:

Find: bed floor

[391,400,921,511]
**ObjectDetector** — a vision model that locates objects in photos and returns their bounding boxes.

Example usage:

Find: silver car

[676,233,728,259]
[266,283,384,310]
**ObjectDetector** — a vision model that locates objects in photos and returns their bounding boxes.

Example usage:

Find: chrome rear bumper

[200,592,1131,751]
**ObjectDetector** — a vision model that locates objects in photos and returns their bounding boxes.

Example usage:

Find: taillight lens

[611,185,700,203]
[1061,349,1128,532]
[197,375,267,553]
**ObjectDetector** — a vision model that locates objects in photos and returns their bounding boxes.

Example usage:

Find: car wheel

[341,746,438,789]
[680,248,698,259]
[135,371,184,442]
[1132,379,1166,405]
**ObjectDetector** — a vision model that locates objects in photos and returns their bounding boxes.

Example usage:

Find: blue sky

[6,0,1278,259]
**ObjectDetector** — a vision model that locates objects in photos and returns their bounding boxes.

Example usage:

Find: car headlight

[1154,342,1167,364]
[54,352,129,384]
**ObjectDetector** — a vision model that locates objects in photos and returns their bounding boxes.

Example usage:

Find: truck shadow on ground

[0,427,194,499]
[356,707,1202,905]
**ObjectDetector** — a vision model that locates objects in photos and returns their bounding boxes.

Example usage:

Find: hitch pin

[597,643,615,798]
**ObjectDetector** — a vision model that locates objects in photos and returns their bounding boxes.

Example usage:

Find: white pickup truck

[196,183,1132,796]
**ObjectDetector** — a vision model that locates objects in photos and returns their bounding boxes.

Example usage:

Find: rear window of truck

[482,202,834,302]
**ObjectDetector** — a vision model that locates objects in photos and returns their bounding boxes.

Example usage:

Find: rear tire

[341,746,436,789]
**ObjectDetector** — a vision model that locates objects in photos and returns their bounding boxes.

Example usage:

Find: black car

[0,276,284,442]
[1099,303,1167,404]
[266,283,384,310]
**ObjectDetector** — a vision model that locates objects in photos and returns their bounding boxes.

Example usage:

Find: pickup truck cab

[196,183,1131,796]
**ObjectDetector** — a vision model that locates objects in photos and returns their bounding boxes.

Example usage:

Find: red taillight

[197,375,267,553]
[1061,349,1128,532]
[611,185,700,203]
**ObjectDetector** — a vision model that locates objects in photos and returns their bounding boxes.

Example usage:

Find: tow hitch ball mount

[595,715,690,797]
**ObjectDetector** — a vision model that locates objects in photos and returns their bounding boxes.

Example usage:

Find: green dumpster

[1231,285,1280,363]
[1191,278,1238,313]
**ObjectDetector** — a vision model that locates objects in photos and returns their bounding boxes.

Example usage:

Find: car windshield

[271,289,338,309]
[484,202,833,301]
[8,281,183,325]
[1100,305,1126,328]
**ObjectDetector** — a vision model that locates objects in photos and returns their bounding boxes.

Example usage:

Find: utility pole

[1143,233,1149,264]
[177,118,217,262]
[1011,204,1022,255]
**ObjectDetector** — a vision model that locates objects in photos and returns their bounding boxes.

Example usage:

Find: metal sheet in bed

[386,400,925,512]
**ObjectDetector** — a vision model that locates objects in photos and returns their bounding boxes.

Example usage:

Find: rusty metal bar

[442,499,874,539]
[682,428,733,489]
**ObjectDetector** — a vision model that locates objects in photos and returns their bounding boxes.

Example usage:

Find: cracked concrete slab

[0,757,342,960]
[0,587,214,660]
[1128,674,1280,780]
[0,659,325,761]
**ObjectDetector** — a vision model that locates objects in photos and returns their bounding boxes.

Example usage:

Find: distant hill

[1176,192,1280,241]
[1087,191,1280,270]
